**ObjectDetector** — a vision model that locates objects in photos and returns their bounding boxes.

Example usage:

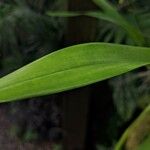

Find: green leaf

[47,11,81,17]
[92,0,145,46]
[0,43,150,103]
[47,0,145,46]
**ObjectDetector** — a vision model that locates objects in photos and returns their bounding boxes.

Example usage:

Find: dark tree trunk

[62,1,98,150]
[65,0,98,45]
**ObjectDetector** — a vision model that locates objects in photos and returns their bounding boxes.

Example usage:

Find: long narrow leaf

[47,11,81,17]
[0,43,150,103]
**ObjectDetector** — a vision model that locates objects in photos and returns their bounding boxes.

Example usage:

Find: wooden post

[62,1,98,150]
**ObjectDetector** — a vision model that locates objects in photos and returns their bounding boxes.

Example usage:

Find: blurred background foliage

[0,0,65,146]
[0,0,64,75]
[0,0,149,150]
[95,0,150,46]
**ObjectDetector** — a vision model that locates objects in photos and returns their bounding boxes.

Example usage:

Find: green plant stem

[115,104,150,150]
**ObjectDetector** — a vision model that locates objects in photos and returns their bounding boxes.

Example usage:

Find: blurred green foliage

[0,0,64,75]
[0,0,64,143]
